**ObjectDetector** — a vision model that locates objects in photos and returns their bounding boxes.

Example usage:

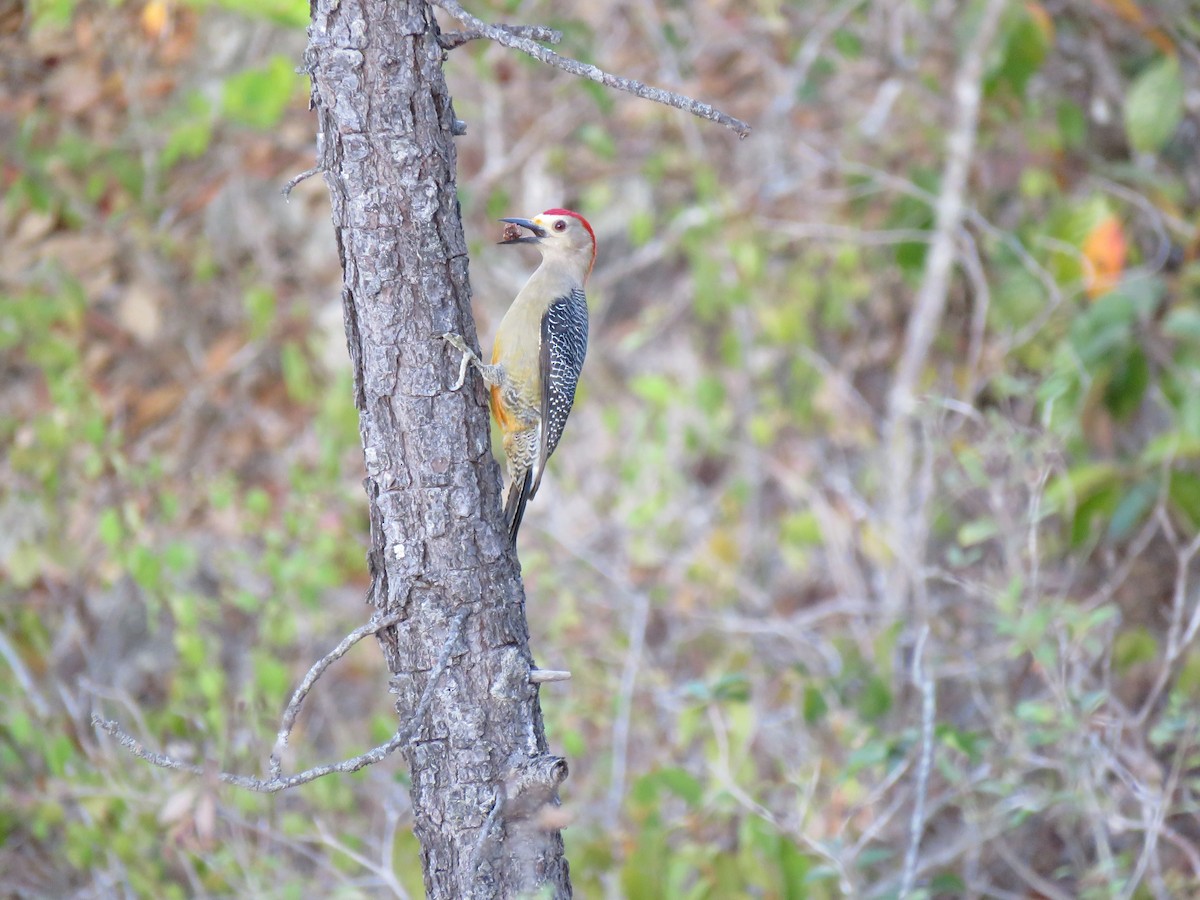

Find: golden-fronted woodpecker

[442,208,596,544]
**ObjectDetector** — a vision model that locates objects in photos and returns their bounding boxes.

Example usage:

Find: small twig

[959,228,991,398]
[899,624,935,898]
[528,669,571,683]
[1119,725,1195,900]
[606,581,649,833]
[429,0,751,138]
[0,627,50,717]
[1134,526,1200,726]
[706,704,856,894]
[282,166,323,200]
[271,610,405,778]
[994,836,1075,900]
[94,608,469,794]
[880,0,1008,617]
[439,23,561,50]
[312,817,413,900]
[468,794,505,877]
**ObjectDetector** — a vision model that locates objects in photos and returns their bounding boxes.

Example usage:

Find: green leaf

[213,0,309,27]
[280,341,316,403]
[162,94,214,168]
[936,724,983,763]
[1164,306,1200,344]
[655,767,703,807]
[1106,479,1156,542]
[1124,56,1184,153]
[781,510,821,546]
[1114,628,1158,671]
[577,123,616,160]
[846,738,888,774]
[222,56,299,130]
[802,685,827,724]
[987,5,1050,97]
[1102,346,1149,420]
[1169,471,1200,531]
[710,673,751,703]
[1142,433,1200,465]
[857,674,892,720]
[778,839,811,900]
[1057,100,1087,151]
[957,518,998,547]
[832,29,862,59]
[98,508,124,550]
[630,373,676,408]
[244,286,276,339]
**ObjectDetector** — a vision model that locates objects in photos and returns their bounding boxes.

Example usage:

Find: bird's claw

[440,332,474,391]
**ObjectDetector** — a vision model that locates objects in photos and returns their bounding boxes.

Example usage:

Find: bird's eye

[553,220,567,232]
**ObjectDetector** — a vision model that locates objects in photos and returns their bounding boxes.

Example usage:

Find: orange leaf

[140,0,169,39]
[1024,1,1054,43]
[1082,215,1127,298]
[1097,0,1174,54]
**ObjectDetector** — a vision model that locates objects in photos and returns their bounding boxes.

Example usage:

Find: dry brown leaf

[194,789,217,848]
[116,280,163,343]
[39,232,119,298]
[203,331,247,378]
[131,384,185,433]
[158,786,197,825]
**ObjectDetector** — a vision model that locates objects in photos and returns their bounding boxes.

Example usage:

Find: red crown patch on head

[542,208,595,246]
[542,208,596,275]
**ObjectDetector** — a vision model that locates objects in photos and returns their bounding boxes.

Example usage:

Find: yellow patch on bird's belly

[488,337,511,430]
[490,383,514,431]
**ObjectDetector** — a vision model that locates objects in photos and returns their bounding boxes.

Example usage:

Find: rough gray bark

[305,1,571,896]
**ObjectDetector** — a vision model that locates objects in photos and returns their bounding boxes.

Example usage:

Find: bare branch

[900,624,936,898]
[282,166,324,200]
[880,0,1008,617]
[271,610,405,778]
[429,0,751,138]
[994,837,1076,900]
[0,626,50,717]
[439,23,562,50]
[94,608,469,794]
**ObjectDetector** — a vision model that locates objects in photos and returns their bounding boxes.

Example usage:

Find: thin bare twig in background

[439,22,561,50]
[994,837,1075,900]
[606,584,649,832]
[706,704,856,896]
[899,624,935,898]
[429,0,752,137]
[282,166,323,200]
[313,816,413,900]
[1133,515,1200,727]
[537,531,653,833]
[94,609,468,794]
[0,626,50,717]
[271,611,404,777]
[1119,724,1196,900]
[881,0,1008,617]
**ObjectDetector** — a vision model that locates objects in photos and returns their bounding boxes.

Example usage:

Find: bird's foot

[440,332,480,391]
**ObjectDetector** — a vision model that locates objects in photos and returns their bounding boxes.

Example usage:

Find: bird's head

[499,208,596,280]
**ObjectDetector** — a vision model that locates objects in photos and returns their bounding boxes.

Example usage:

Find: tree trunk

[305,1,572,896]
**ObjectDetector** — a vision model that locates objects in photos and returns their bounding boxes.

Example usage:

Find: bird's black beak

[498,217,545,245]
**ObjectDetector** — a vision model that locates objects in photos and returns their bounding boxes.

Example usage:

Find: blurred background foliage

[3,0,1200,896]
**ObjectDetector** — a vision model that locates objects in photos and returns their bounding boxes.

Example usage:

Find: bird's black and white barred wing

[531,288,589,499]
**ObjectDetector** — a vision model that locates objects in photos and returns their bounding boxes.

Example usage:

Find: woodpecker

[442,208,596,544]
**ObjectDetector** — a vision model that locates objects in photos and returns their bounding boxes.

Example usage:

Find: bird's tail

[504,469,533,545]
